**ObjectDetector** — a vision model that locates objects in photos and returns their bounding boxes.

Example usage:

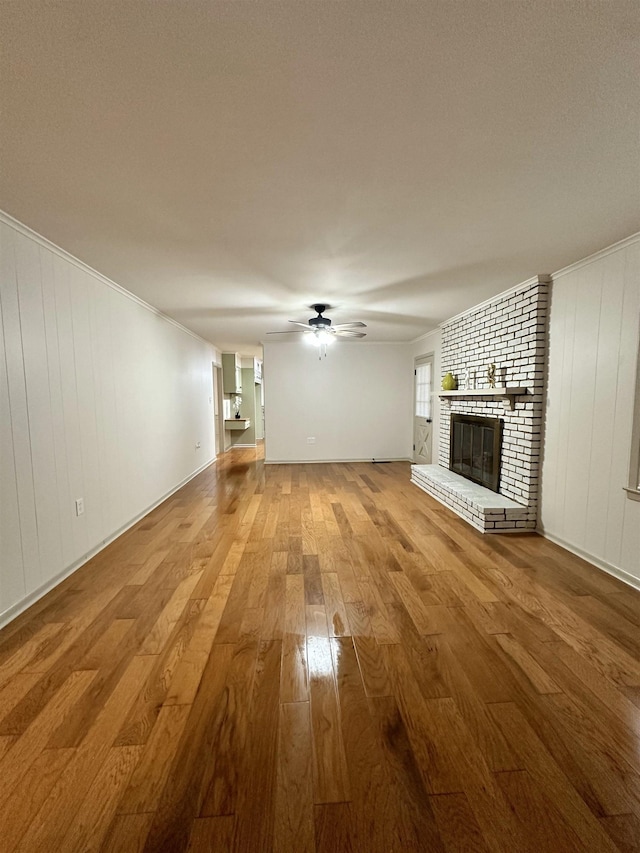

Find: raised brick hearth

[411,464,529,533]
[412,274,549,533]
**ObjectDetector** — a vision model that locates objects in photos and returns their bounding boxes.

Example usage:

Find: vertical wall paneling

[70,265,102,548]
[1,226,42,593]
[585,250,624,562]
[563,259,602,546]
[52,250,88,559]
[608,245,640,567]
[104,288,125,529]
[0,225,27,607]
[39,246,75,570]
[88,277,115,540]
[551,269,576,537]
[0,213,218,624]
[541,235,640,586]
[14,230,64,585]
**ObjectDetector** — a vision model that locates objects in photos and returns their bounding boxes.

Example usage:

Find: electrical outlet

[75,498,84,516]
[307,436,316,444]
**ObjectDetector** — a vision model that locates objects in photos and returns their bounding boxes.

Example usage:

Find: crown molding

[260,338,410,347]
[0,209,217,351]
[440,274,550,328]
[550,232,640,280]
[409,327,441,344]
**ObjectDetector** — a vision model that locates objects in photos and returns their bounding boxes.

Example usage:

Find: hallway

[0,448,639,851]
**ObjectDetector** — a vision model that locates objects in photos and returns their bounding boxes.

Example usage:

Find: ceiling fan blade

[288,321,313,329]
[334,330,367,338]
[332,322,367,329]
[266,330,307,334]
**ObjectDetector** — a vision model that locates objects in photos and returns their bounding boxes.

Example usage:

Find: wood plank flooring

[0,447,639,851]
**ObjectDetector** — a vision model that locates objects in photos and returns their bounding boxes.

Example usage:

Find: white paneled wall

[0,214,218,623]
[540,235,640,587]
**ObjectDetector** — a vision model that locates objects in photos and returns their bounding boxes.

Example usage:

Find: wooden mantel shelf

[439,387,527,411]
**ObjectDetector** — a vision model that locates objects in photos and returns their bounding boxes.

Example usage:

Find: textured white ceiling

[1,1,638,354]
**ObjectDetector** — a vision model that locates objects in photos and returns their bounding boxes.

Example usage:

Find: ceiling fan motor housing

[309,304,331,327]
[309,316,331,328]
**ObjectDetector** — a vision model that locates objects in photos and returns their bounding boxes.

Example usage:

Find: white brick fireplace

[412,275,549,532]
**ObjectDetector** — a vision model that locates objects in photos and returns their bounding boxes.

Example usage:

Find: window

[415,360,432,420]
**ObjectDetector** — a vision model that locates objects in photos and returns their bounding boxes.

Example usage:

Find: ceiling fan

[266,304,366,356]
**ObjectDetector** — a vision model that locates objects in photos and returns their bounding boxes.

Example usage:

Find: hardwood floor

[1,447,639,852]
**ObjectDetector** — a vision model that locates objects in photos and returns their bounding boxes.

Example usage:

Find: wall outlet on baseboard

[75,498,84,516]
[307,436,316,444]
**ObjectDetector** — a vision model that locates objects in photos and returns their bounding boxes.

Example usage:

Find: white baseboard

[264,457,412,465]
[539,529,640,593]
[0,457,217,629]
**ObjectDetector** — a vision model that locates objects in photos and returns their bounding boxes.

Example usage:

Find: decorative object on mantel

[471,369,477,389]
[234,395,242,418]
[442,371,458,391]
[487,363,496,388]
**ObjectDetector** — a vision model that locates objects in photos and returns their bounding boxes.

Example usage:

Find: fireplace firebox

[450,414,502,492]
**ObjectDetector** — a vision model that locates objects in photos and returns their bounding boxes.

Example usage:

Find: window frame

[414,357,433,422]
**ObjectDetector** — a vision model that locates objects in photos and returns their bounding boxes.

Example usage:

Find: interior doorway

[213,365,225,456]
[254,382,264,441]
[414,354,434,464]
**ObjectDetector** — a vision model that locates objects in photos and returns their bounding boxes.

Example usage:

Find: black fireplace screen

[450,414,502,492]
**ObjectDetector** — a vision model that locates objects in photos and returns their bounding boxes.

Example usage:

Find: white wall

[263,341,413,462]
[0,213,219,624]
[540,235,640,587]
[410,329,442,461]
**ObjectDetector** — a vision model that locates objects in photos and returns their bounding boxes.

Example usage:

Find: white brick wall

[435,275,549,531]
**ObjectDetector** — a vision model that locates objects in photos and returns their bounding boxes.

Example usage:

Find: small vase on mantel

[441,372,457,391]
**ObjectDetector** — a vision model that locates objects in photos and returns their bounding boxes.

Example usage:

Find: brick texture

[414,275,549,532]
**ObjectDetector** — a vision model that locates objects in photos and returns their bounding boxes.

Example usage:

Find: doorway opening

[414,354,434,464]
[213,365,225,456]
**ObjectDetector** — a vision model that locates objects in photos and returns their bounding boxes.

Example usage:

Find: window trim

[414,357,433,421]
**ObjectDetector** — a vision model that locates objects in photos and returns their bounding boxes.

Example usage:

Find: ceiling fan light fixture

[316,329,334,345]
[304,328,334,345]
[304,326,335,358]
[267,305,365,359]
